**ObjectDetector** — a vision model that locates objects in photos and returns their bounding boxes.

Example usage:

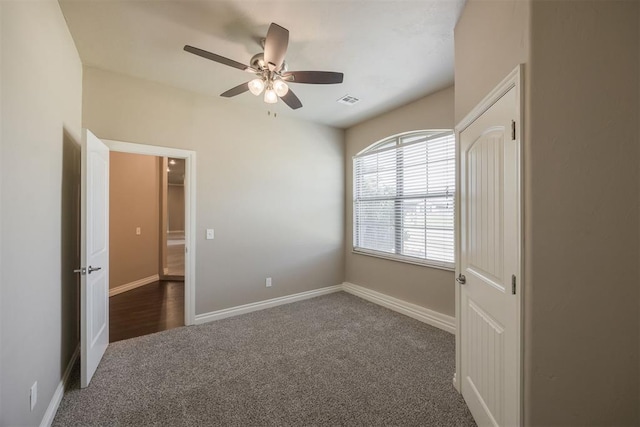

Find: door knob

[88,266,102,274]
[456,274,466,285]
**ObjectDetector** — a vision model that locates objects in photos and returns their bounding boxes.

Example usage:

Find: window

[353,130,455,269]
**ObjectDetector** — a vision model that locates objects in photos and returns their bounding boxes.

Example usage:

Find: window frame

[352,129,455,271]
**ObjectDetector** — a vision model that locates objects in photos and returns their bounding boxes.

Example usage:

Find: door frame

[103,139,197,326]
[453,64,524,422]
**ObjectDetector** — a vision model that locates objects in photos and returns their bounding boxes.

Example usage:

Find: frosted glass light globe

[264,88,278,104]
[248,78,265,96]
[273,80,289,97]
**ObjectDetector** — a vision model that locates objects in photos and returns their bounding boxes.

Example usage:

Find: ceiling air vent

[337,95,360,106]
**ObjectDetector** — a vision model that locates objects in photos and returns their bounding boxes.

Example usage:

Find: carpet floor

[53,292,476,426]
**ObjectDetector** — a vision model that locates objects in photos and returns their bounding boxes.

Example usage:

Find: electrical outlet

[30,381,37,411]
[136,227,141,235]
[265,277,272,287]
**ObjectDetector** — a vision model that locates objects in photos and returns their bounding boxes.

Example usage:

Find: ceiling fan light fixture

[184,23,344,111]
[248,78,265,96]
[273,80,289,97]
[264,87,278,104]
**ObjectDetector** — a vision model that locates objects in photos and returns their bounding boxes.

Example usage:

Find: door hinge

[511,120,516,140]
[511,274,517,295]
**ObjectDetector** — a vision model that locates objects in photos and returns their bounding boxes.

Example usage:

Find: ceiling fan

[184,23,344,110]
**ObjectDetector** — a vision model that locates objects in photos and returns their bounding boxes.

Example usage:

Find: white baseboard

[194,285,343,325]
[109,274,159,297]
[194,282,455,335]
[40,345,79,427]
[342,282,456,334]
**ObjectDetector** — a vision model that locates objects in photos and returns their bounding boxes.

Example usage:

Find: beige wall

[345,86,456,316]
[454,0,530,124]
[168,185,185,232]
[110,152,160,289]
[456,0,639,423]
[0,1,82,425]
[82,67,345,314]
[526,1,639,424]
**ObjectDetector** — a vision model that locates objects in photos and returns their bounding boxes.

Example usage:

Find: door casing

[103,139,197,326]
[453,64,524,425]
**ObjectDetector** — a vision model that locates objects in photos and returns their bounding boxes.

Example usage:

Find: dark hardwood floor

[109,280,184,343]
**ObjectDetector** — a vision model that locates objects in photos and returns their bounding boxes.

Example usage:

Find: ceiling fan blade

[220,82,250,98]
[281,89,303,110]
[264,23,289,72]
[184,45,250,71]
[282,71,344,84]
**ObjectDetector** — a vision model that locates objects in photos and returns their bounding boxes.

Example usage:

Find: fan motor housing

[250,52,287,72]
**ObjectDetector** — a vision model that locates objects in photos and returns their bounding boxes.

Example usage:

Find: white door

[459,85,521,426]
[80,129,110,388]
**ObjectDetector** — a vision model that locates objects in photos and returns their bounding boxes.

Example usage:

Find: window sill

[351,248,455,272]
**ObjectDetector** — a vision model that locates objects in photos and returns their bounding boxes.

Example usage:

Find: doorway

[104,139,196,333]
[108,152,187,342]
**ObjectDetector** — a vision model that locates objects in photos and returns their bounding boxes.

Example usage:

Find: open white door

[457,69,522,426]
[80,129,110,388]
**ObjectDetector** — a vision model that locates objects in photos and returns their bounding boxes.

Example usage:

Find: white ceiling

[59,0,464,129]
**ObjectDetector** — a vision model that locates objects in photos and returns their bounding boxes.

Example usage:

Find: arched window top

[356,129,454,157]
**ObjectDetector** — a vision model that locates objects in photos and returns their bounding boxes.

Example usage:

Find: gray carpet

[53,292,476,426]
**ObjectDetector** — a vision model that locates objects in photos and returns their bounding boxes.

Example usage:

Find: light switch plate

[206,229,214,240]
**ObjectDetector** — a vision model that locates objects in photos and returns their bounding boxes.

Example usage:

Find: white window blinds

[353,131,455,269]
